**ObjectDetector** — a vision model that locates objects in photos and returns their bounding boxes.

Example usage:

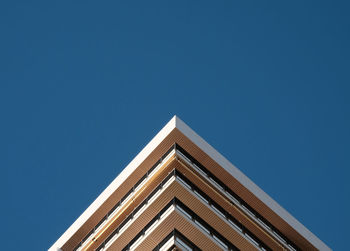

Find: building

[49,116,331,251]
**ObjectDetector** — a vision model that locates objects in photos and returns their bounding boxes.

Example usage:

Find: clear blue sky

[1,1,349,250]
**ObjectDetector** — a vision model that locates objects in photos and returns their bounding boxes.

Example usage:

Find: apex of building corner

[169,115,181,127]
[49,114,331,251]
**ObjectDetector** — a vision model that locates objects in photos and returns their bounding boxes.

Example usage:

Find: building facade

[49,116,330,251]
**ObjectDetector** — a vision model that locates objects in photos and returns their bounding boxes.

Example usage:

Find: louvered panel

[170,181,259,251]
[62,131,180,250]
[174,159,284,250]
[104,178,259,251]
[105,180,180,250]
[171,129,314,250]
[85,158,179,250]
[135,210,222,251]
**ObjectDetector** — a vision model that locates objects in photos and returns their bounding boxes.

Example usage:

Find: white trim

[174,116,331,251]
[174,207,224,250]
[49,117,177,251]
[175,167,268,249]
[175,237,193,251]
[130,205,176,250]
[159,236,176,251]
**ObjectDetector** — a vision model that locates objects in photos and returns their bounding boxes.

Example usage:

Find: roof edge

[49,116,178,251]
[174,116,331,251]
